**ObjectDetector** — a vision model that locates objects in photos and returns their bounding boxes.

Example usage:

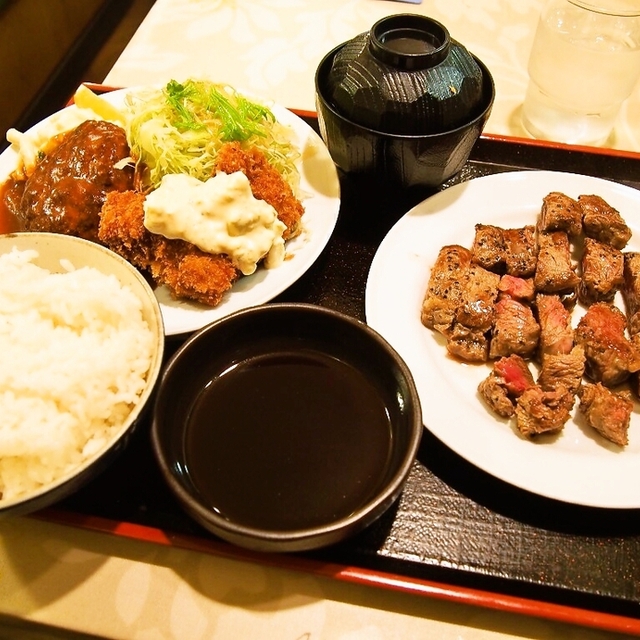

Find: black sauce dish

[315,13,495,191]
[151,303,422,552]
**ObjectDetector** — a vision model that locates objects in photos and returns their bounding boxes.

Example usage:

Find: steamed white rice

[0,247,155,501]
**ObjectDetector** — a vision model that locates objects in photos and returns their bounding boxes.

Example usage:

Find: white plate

[365,170,640,509]
[0,88,341,336]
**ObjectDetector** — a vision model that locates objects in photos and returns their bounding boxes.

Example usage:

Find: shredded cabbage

[124,80,301,192]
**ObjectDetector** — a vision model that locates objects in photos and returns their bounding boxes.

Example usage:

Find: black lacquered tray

[40,107,640,635]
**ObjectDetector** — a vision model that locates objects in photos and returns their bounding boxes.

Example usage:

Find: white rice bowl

[0,233,164,513]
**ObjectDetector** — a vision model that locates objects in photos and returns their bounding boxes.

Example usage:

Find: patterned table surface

[104,0,640,152]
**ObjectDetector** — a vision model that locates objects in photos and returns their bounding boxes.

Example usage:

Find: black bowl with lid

[315,13,495,190]
[151,303,422,553]
[326,14,486,135]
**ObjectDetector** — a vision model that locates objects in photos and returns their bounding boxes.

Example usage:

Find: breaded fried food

[214,141,304,240]
[98,190,239,306]
[150,239,239,306]
[97,190,153,265]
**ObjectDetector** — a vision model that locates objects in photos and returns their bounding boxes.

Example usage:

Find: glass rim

[568,0,640,17]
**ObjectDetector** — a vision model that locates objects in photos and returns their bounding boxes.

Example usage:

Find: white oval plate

[366,170,640,509]
[0,88,341,336]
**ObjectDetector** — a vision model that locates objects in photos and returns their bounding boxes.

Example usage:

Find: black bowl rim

[315,41,496,140]
[369,13,452,70]
[151,302,423,548]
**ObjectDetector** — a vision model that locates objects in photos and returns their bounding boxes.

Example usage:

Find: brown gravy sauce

[0,178,25,235]
[184,350,393,531]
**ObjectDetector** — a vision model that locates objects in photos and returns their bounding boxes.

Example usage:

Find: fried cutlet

[99,190,239,306]
[97,190,153,266]
[214,141,304,240]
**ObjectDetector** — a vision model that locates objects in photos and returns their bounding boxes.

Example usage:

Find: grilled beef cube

[578,237,624,305]
[471,224,538,278]
[472,223,506,272]
[498,275,535,302]
[630,334,640,397]
[536,293,574,356]
[447,324,490,363]
[494,353,536,395]
[478,375,515,418]
[456,264,501,333]
[538,345,585,395]
[624,253,640,394]
[478,354,535,418]
[422,245,499,362]
[503,225,537,277]
[489,297,540,359]
[421,245,471,335]
[534,231,580,294]
[446,263,500,362]
[622,252,640,336]
[515,384,574,437]
[579,194,631,249]
[578,382,633,446]
[539,191,582,236]
[575,302,640,386]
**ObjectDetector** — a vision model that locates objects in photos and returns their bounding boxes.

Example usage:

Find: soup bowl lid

[324,13,486,136]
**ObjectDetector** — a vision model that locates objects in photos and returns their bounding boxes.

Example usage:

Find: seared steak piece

[17,120,134,242]
[421,245,471,335]
[447,324,490,362]
[579,194,631,250]
[494,353,536,395]
[422,245,500,362]
[538,345,585,395]
[534,231,580,294]
[498,275,535,302]
[578,382,633,446]
[489,297,540,359]
[535,293,574,356]
[630,334,640,397]
[578,237,624,305]
[446,263,501,362]
[478,375,515,418]
[539,191,582,236]
[622,252,640,335]
[456,264,501,333]
[471,224,538,277]
[515,384,574,437]
[503,225,538,277]
[472,223,506,272]
[479,354,535,418]
[575,302,640,386]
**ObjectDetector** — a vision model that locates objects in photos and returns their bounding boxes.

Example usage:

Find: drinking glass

[522,0,640,146]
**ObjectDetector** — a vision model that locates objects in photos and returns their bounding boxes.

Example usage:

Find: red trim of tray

[480,131,640,161]
[33,508,640,636]
[50,83,640,636]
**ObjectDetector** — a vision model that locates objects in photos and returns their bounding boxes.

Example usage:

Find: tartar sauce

[143,171,286,275]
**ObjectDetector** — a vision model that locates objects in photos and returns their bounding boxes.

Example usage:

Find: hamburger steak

[16,120,134,241]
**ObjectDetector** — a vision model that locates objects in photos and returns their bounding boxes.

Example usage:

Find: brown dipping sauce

[184,350,393,531]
